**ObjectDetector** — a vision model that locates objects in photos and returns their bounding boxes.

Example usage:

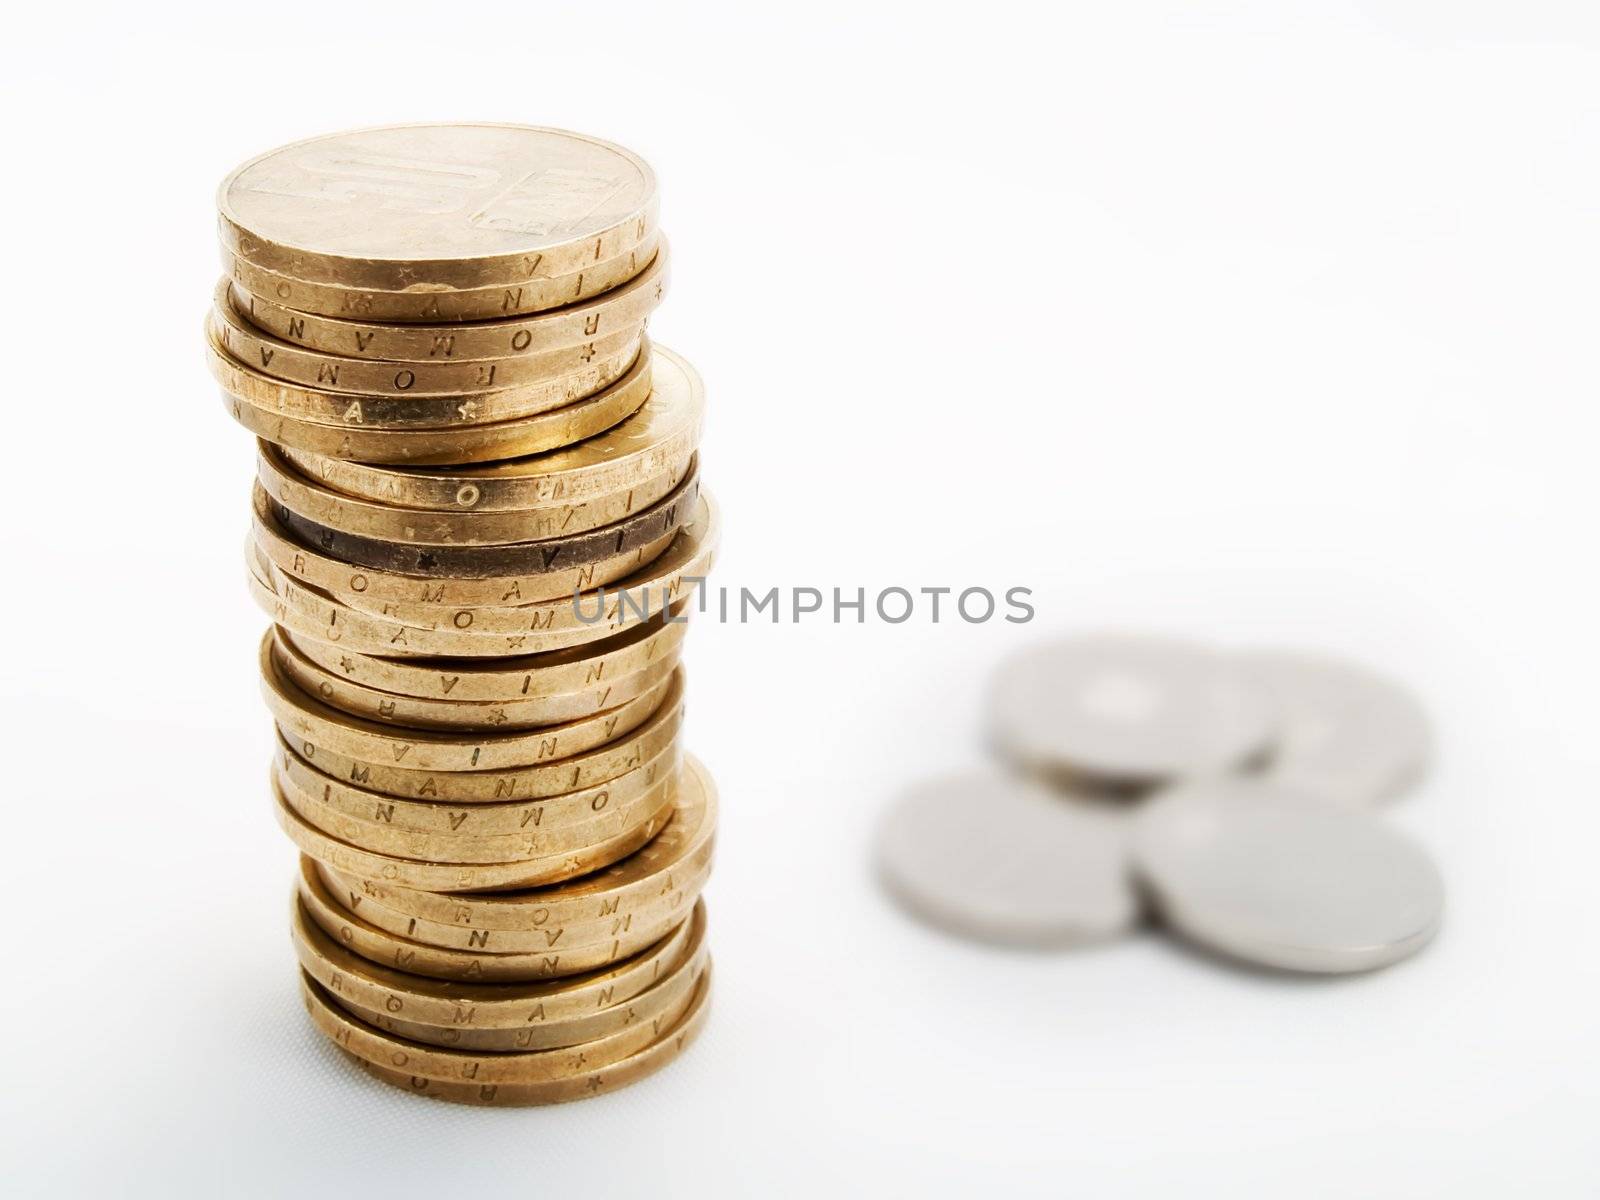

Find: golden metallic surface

[247,546,673,648]
[283,344,703,512]
[250,494,676,613]
[277,771,672,892]
[284,777,675,869]
[274,682,683,802]
[275,732,679,835]
[300,953,700,1084]
[261,636,676,772]
[251,571,626,660]
[219,125,658,292]
[296,896,706,1049]
[327,756,718,931]
[215,283,644,397]
[298,853,696,980]
[259,440,692,548]
[320,844,705,962]
[212,129,715,1102]
[290,890,702,1030]
[333,927,707,1052]
[251,485,711,609]
[280,604,688,702]
[250,559,648,657]
[347,968,711,1105]
[249,557,649,659]
[251,489,716,621]
[269,470,699,579]
[208,324,640,428]
[278,745,678,866]
[249,534,682,641]
[224,234,656,323]
[332,962,701,1053]
[232,248,667,363]
[270,626,680,731]
[220,337,653,465]
[276,644,678,733]
[326,852,708,953]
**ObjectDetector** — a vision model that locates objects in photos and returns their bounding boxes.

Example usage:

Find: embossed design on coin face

[877,770,1139,947]
[1131,777,1444,973]
[221,124,656,287]
[988,634,1276,792]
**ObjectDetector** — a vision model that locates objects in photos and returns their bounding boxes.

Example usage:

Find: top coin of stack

[209,123,668,465]
[208,124,720,1106]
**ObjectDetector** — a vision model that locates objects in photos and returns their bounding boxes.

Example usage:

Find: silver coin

[876,770,1139,947]
[1131,777,1444,973]
[1237,650,1433,806]
[988,634,1276,792]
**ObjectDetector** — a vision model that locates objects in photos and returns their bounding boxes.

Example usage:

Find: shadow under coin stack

[207,125,720,1106]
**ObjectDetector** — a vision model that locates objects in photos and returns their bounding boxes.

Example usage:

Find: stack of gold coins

[206,124,719,1106]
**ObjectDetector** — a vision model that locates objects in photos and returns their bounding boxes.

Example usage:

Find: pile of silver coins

[877,634,1443,973]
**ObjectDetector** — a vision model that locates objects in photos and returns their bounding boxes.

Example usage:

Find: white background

[2,3,1596,1196]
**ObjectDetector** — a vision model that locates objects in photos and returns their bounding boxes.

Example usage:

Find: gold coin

[277,771,672,893]
[231,248,667,363]
[259,439,692,547]
[224,235,656,323]
[282,344,703,512]
[297,854,696,980]
[278,743,678,865]
[250,507,674,622]
[247,547,668,653]
[267,469,698,580]
[250,483,712,609]
[325,755,718,932]
[248,555,657,659]
[248,551,678,654]
[247,493,716,641]
[219,124,658,293]
[322,851,709,952]
[214,282,644,398]
[291,888,702,1030]
[282,769,677,868]
[275,639,678,732]
[275,729,679,834]
[293,888,699,1027]
[314,790,709,946]
[208,321,640,428]
[251,570,642,660]
[248,539,663,657]
[261,635,676,772]
[220,337,653,465]
[274,679,683,803]
[348,967,711,1105]
[279,604,688,702]
[333,933,706,1052]
[248,555,666,658]
[300,953,700,1084]
[270,626,680,731]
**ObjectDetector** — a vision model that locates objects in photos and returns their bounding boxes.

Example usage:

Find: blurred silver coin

[988,634,1276,792]
[877,770,1138,947]
[1238,650,1432,806]
[1131,777,1443,973]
